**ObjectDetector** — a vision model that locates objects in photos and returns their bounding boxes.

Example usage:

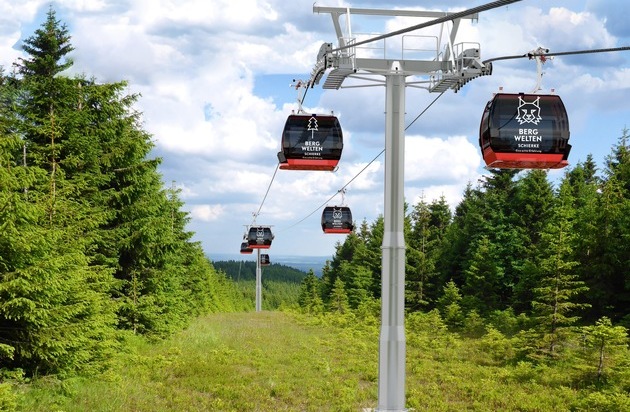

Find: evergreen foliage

[581,317,628,383]
[213,260,308,310]
[303,124,630,389]
[529,179,589,358]
[212,260,309,283]
[298,270,324,314]
[0,8,246,379]
[311,133,630,331]
[1,6,629,403]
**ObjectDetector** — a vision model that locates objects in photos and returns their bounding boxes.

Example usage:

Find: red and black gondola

[321,206,354,234]
[479,92,571,169]
[260,254,271,266]
[247,226,274,249]
[278,113,343,171]
[240,242,253,254]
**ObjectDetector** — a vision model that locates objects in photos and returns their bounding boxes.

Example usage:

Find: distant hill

[213,260,310,283]
[209,254,330,277]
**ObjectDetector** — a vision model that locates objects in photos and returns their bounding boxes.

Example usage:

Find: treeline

[299,130,630,364]
[213,260,309,283]
[0,9,247,379]
[213,260,308,310]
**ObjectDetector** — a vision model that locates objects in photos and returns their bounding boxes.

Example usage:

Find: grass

[15,312,377,411]
[11,310,630,411]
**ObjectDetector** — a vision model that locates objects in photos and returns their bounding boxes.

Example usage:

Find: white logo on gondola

[257,228,264,239]
[516,96,542,125]
[307,116,318,140]
[333,208,343,220]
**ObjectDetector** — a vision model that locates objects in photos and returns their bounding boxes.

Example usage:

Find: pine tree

[585,129,630,322]
[298,270,324,314]
[406,196,451,310]
[563,157,603,322]
[581,317,628,382]
[328,277,350,314]
[530,180,589,358]
[462,235,503,314]
[338,261,373,309]
[2,8,118,376]
[511,170,556,311]
[436,280,464,329]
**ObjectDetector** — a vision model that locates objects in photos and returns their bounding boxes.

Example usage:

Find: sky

[1,0,629,260]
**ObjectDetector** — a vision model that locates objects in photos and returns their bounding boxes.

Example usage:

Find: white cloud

[405,135,480,183]
[0,0,47,68]
[58,0,107,12]
[190,204,225,222]
[2,0,628,256]
[533,7,615,49]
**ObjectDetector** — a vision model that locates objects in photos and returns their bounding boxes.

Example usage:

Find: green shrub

[573,390,630,411]
[479,325,516,363]
[0,382,17,412]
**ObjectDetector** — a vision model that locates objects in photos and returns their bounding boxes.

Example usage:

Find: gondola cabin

[479,93,571,169]
[260,254,270,266]
[240,242,253,254]
[278,114,343,171]
[321,206,354,234]
[247,226,274,249]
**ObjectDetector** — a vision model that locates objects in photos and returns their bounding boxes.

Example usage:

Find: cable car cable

[274,152,383,234]
[252,15,629,242]
[405,90,446,131]
[327,0,523,55]
[300,84,309,107]
[482,46,630,64]
[249,163,279,228]
[478,45,630,169]
[274,90,447,234]
[255,163,279,219]
[249,43,630,235]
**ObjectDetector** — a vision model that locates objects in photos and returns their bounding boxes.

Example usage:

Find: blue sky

[1,0,629,259]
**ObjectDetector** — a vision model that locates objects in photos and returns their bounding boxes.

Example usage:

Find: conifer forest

[0,8,629,412]
[0,9,247,378]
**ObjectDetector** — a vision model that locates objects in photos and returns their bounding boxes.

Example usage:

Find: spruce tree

[563,158,603,322]
[530,180,589,358]
[298,270,324,314]
[581,317,628,382]
[406,196,451,310]
[3,8,118,376]
[436,280,464,328]
[328,277,350,314]
[511,170,556,311]
[338,261,373,309]
[436,183,482,290]
[462,235,503,314]
[587,130,630,322]
[407,199,432,310]
[322,234,362,300]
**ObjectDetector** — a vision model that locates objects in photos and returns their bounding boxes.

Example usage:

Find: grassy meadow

[9,310,629,411]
